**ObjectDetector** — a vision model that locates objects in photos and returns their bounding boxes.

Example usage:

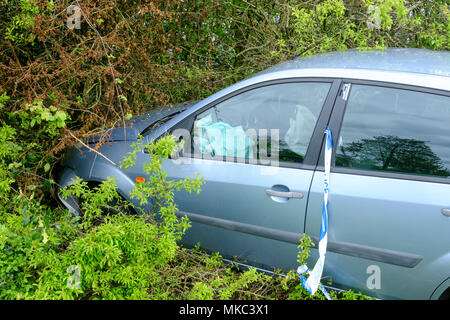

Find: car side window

[336,84,450,179]
[191,82,331,165]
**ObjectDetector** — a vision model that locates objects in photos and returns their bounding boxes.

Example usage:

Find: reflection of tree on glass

[336,135,450,178]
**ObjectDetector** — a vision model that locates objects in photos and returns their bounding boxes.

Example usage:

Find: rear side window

[336,84,450,179]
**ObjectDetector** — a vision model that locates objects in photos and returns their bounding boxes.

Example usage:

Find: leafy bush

[0,192,79,299]
[288,0,449,56]
[1,1,448,152]
[150,235,370,300]
[33,213,176,299]
[29,135,202,299]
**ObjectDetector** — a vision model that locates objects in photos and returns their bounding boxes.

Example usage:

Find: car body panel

[163,158,314,270]
[86,100,199,143]
[306,171,450,300]
[430,276,450,300]
[261,48,450,78]
[58,143,154,214]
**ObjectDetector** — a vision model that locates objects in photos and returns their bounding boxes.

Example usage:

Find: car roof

[260,48,450,78]
[219,48,447,92]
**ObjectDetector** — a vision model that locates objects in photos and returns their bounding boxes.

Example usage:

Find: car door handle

[441,209,450,217]
[265,189,304,199]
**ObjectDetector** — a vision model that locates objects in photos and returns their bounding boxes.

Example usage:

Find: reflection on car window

[336,84,450,178]
[191,82,331,164]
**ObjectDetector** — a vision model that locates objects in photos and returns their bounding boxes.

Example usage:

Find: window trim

[317,78,450,185]
[169,78,342,169]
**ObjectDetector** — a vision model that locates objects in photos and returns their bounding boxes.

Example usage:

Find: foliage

[59,177,123,230]
[3,0,40,45]
[288,0,449,56]
[30,135,202,299]
[0,95,69,201]
[0,190,79,299]
[18,99,69,137]
[0,134,198,299]
[121,135,204,219]
[0,123,19,199]
[33,213,176,299]
[152,236,369,300]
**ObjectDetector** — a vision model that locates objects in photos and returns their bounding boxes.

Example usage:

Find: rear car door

[164,79,340,271]
[305,81,450,299]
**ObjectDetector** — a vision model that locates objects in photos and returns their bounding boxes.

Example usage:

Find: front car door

[164,79,340,271]
[305,81,450,299]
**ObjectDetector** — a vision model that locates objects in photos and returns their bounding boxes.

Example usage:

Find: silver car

[58,48,450,300]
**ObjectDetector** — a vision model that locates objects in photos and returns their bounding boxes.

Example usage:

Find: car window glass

[336,84,450,178]
[191,82,331,164]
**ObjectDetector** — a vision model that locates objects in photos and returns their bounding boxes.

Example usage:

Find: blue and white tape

[297,126,332,300]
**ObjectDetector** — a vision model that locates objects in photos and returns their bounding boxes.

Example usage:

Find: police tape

[297,126,332,300]
[297,265,331,300]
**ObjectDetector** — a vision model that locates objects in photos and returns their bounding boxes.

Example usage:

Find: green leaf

[40,110,52,121]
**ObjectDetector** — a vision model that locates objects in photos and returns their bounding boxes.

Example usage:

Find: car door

[163,80,340,271]
[305,81,450,299]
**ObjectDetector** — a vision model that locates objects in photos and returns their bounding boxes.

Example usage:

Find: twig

[66,129,117,166]
[74,0,127,140]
